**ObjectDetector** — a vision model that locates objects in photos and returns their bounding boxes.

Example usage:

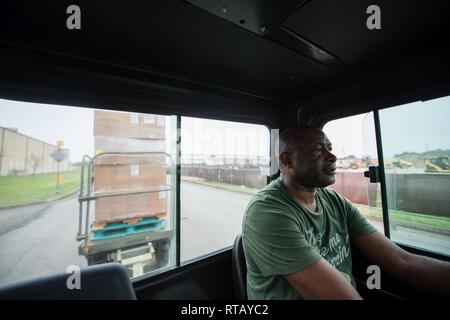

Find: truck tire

[152,238,170,268]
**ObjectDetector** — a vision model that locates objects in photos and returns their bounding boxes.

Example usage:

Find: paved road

[180,181,251,262]
[0,194,87,286]
[0,181,449,286]
[0,203,52,237]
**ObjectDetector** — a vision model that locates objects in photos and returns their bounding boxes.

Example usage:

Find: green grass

[0,169,81,207]
[356,204,450,230]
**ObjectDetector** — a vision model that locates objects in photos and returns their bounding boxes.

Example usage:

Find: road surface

[0,194,87,286]
[0,181,449,286]
[180,181,251,262]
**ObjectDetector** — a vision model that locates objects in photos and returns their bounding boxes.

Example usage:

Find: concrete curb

[0,189,80,211]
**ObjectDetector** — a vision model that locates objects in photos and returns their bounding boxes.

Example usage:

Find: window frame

[177,115,273,266]
[322,105,450,261]
[0,98,275,285]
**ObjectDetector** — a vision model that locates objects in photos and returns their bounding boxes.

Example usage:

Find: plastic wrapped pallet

[92,110,168,224]
[94,110,165,139]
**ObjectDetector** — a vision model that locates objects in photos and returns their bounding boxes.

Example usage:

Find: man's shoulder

[245,179,290,214]
[248,178,285,204]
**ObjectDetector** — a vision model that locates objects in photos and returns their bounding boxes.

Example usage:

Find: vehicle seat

[0,263,136,300]
[232,233,247,300]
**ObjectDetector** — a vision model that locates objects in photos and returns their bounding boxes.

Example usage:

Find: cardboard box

[92,110,168,223]
[95,192,168,223]
[94,159,168,222]
[93,159,167,193]
[94,135,166,155]
[92,155,168,222]
[93,147,168,167]
[94,110,166,139]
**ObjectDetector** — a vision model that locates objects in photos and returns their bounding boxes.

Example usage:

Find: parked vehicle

[424,157,450,173]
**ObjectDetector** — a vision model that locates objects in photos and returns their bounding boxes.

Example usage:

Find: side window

[0,98,177,285]
[323,113,384,233]
[180,116,270,262]
[324,97,450,257]
[0,98,271,285]
[378,97,450,256]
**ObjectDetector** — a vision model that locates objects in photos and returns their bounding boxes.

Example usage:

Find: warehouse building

[0,127,71,176]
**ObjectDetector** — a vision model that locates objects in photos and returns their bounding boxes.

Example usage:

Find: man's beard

[292,170,335,189]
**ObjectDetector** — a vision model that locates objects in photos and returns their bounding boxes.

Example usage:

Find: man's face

[284,129,337,188]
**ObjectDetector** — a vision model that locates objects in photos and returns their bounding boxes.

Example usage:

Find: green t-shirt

[242,178,377,300]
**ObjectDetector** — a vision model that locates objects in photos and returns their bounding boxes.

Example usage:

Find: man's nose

[325,150,337,162]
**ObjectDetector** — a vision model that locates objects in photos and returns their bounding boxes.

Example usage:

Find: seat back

[232,233,247,300]
[0,263,136,300]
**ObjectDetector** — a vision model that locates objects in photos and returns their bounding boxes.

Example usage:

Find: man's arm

[285,258,363,300]
[352,231,450,297]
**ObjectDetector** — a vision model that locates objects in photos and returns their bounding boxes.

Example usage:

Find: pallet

[93,217,145,229]
[91,217,165,241]
[92,212,167,230]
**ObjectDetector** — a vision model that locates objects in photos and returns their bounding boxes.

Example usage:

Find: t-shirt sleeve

[243,200,322,277]
[338,193,377,239]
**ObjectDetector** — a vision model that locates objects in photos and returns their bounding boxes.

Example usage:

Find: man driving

[242,126,450,299]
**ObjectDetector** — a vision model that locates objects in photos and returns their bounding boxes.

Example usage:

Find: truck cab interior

[0,0,449,300]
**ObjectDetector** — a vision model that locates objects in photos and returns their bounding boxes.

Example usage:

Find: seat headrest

[0,263,136,300]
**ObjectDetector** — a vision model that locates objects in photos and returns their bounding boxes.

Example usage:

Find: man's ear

[279,152,292,169]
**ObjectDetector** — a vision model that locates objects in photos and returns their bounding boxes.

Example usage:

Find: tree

[28,153,41,175]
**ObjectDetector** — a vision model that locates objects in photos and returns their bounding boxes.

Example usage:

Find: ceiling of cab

[1,0,450,104]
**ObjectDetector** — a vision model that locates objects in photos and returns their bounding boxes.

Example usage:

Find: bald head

[278,126,324,157]
[277,126,337,188]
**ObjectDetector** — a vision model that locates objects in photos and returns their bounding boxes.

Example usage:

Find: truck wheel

[152,239,170,268]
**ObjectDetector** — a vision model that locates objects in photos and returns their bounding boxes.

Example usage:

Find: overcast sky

[1,95,448,163]
[324,96,449,158]
[180,116,269,158]
[0,99,94,162]
[378,96,450,157]
[0,99,270,162]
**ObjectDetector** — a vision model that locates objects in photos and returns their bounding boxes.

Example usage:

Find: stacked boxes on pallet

[93,110,167,224]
